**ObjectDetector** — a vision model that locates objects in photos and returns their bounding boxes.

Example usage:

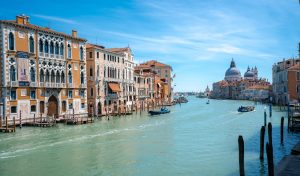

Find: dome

[244,66,255,78]
[224,59,241,81]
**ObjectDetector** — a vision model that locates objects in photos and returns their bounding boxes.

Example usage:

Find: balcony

[79,83,87,88]
[7,81,18,87]
[39,52,44,57]
[30,82,38,87]
[39,82,45,87]
[108,93,118,99]
[68,83,73,88]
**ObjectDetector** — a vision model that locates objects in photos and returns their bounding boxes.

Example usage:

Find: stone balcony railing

[39,52,64,60]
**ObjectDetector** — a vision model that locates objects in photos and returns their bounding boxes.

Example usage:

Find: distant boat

[196,92,207,98]
[206,100,210,104]
[148,107,170,116]
[238,106,255,112]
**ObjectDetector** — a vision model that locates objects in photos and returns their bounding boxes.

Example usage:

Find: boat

[148,107,170,115]
[238,106,255,112]
[206,100,210,104]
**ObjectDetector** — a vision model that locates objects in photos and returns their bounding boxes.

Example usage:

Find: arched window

[45,70,50,82]
[39,39,43,52]
[68,71,72,83]
[55,43,59,55]
[67,44,71,58]
[80,46,84,60]
[10,65,16,81]
[97,65,99,77]
[81,72,84,84]
[9,32,14,50]
[90,68,93,76]
[60,44,64,56]
[50,41,54,54]
[29,36,34,53]
[45,41,49,53]
[30,67,35,82]
[51,70,55,82]
[40,69,44,82]
[56,72,60,83]
[61,72,65,83]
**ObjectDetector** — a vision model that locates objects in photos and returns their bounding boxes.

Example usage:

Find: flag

[172,74,176,78]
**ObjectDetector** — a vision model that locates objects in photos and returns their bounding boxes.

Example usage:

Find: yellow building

[0,15,87,120]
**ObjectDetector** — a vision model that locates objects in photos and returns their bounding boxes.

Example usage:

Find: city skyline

[1,0,300,91]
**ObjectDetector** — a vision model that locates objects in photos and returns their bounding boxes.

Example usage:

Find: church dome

[224,59,241,81]
[244,66,255,78]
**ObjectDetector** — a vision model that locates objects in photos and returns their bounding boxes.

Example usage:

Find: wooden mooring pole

[266,142,274,176]
[238,135,245,176]
[280,117,284,144]
[5,116,8,131]
[13,117,16,132]
[264,110,267,127]
[268,122,273,147]
[269,104,272,117]
[260,126,265,160]
[19,110,22,128]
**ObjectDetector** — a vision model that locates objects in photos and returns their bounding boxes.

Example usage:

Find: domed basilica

[224,59,257,82]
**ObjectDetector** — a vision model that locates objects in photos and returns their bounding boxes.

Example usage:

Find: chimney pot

[72,30,77,38]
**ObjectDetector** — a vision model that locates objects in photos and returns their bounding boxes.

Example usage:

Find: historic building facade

[0,15,87,120]
[272,58,300,105]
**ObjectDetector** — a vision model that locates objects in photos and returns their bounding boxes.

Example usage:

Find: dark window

[39,39,43,52]
[45,41,49,53]
[62,101,66,112]
[91,88,93,96]
[69,103,73,110]
[45,70,50,82]
[97,52,99,58]
[81,72,84,84]
[60,44,64,56]
[68,44,71,58]
[11,106,17,113]
[61,72,65,83]
[11,90,16,100]
[30,67,35,82]
[31,105,36,112]
[80,90,85,98]
[50,41,54,54]
[68,90,73,98]
[80,47,84,60]
[29,36,34,53]
[56,72,60,83]
[40,101,45,113]
[30,90,36,99]
[81,103,85,109]
[104,54,106,60]
[40,70,44,82]
[9,32,14,50]
[10,65,16,81]
[90,68,93,76]
[89,52,92,58]
[68,71,72,83]
[55,43,59,55]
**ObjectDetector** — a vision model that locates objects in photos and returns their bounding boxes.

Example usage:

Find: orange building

[0,15,87,120]
[287,64,300,102]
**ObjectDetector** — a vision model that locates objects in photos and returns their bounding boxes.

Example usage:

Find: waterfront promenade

[0,97,299,176]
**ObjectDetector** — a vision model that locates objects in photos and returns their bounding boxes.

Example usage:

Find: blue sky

[1,0,300,92]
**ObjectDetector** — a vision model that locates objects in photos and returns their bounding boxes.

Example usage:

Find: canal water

[0,97,300,176]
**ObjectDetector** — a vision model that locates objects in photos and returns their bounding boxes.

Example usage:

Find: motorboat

[148,107,170,115]
[238,106,255,112]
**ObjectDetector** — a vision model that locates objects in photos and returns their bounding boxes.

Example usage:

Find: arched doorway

[98,102,102,115]
[48,95,58,117]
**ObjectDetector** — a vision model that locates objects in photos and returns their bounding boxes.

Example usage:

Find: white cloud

[32,14,77,24]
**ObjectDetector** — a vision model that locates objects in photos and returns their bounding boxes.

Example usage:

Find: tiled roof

[288,64,300,71]
[86,43,105,49]
[107,47,131,53]
[0,20,86,41]
[140,60,171,68]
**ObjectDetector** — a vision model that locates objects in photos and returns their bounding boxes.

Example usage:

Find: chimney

[16,15,29,25]
[72,30,77,38]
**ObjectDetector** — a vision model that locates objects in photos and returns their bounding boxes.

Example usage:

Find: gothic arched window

[81,72,84,84]
[67,44,71,58]
[80,46,84,60]
[30,67,35,82]
[9,32,14,50]
[60,44,64,56]
[45,41,49,53]
[39,39,43,52]
[55,43,59,55]
[51,70,55,82]
[29,36,34,53]
[56,72,60,83]
[50,41,54,54]
[10,65,16,81]
[68,71,72,83]
[61,72,65,83]
[40,69,44,82]
[45,70,50,82]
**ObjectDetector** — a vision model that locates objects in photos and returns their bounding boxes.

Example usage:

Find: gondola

[238,106,255,112]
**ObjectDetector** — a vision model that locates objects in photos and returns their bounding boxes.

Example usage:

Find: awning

[108,83,121,92]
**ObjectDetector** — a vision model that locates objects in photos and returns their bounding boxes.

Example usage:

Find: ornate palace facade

[0,15,87,120]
